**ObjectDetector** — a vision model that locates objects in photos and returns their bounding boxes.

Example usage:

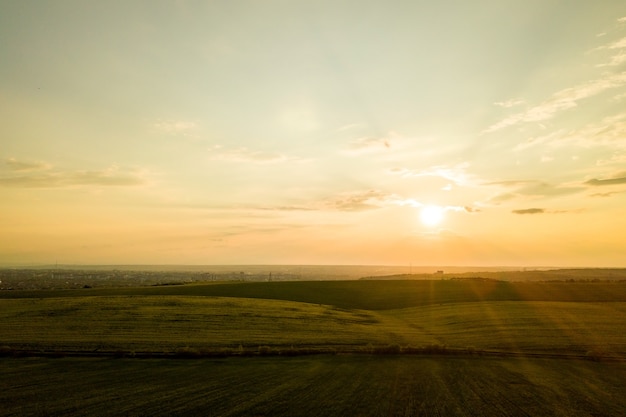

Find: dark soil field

[1,356,625,417]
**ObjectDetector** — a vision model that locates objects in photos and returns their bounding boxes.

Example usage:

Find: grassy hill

[3,279,626,308]
[1,280,625,357]
[2,278,626,416]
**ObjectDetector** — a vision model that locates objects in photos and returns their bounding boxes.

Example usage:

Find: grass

[3,279,626,308]
[1,291,625,357]
[1,356,625,416]
[1,279,625,416]
[386,301,626,356]
[0,295,410,352]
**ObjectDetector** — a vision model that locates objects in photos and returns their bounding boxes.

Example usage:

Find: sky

[2,1,626,267]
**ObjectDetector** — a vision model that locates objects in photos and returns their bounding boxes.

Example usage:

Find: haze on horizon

[1,1,626,267]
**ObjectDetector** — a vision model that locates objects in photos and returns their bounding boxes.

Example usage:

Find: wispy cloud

[389,197,476,214]
[346,136,391,153]
[514,112,626,152]
[484,72,626,133]
[250,189,478,214]
[343,132,408,155]
[336,123,364,132]
[4,158,51,172]
[598,36,626,50]
[571,113,626,146]
[248,190,397,212]
[512,208,545,215]
[513,129,567,152]
[488,180,581,196]
[614,91,626,101]
[208,145,302,164]
[153,120,198,136]
[486,180,584,203]
[0,161,146,188]
[597,50,626,67]
[512,208,580,215]
[595,153,626,166]
[591,16,626,66]
[254,205,317,212]
[463,206,481,213]
[584,175,626,186]
[594,36,626,67]
[387,163,473,187]
[323,190,392,211]
[590,190,621,198]
[494,99,525,108]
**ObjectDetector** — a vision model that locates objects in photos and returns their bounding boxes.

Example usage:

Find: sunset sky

[2,1,626,267]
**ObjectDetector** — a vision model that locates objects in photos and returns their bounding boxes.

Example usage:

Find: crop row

[2,355,625,416]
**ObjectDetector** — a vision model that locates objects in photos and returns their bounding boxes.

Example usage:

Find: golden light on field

[420,205,444,227]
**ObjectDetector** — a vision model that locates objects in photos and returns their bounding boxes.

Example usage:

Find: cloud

[4,158,50,172]
[153,120,198,136]
[463,206,481,213]
[512,208,545,215]
[494,99,525,108]
[513,129,568,151]
[484,72,626,133]
[595,153,626,166]
[0,160,146,188]
[602,36,626,50]
[514,113,626,152]
[388,163,473,186]
[347,136,391,153]
[597,51,626,67]
[254,205,316,212]
[594,36,626,67]
[590,191,621,198]
[512,208,582,215]
[614,92,626,101]
[577,113,626,145]
[336,123,364,132]
[487,180,582,198]
[292,190,475,213]
[343,131,409,155]
[387,197,475,214]
[208,145,301,164]
[584,175,626,186]
[241,190,399,213]
[323,190,392,211]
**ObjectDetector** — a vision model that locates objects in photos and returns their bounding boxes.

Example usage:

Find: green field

[1,278,625,416]
[1,280,625,356]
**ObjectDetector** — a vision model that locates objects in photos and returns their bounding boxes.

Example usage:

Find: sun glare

[420,205,444,227]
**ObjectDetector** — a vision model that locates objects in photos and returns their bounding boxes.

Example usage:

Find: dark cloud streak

[512,208,545,215]
[585,176,626,186]
[0,159,145,188]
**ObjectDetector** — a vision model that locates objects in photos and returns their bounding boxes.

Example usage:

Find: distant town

[1,265,625,291]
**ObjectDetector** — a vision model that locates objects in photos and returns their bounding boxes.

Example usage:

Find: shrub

[372,344,402,355]
[175,346,201,358]
[0,346,14,357]
[258,345,272,356]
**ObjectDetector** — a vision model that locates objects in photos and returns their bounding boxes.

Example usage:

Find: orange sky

[2,2,626,266]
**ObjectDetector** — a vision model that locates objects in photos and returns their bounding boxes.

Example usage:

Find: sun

[420,205,444,227]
